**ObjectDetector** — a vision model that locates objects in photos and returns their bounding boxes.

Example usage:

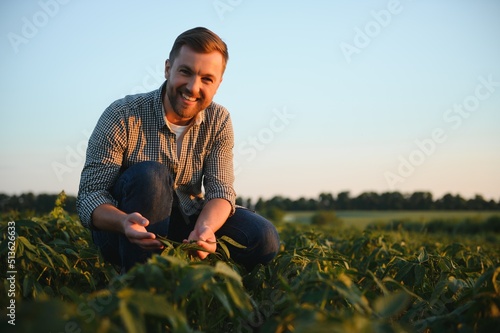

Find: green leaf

[217,240,230,260]
[119,299,146,333]
[373,291,411,318]
[18,236,38,253]
[414,265,425,286]
[219,235,247,249]
[118,288,193,333]
[417,247,429,263]
[211,284,234,316]
[39,247,56,270]
[215,261,243,285]
[15,219,40,229]
[60,286,85,303]
[174,265,214,300]
[23,275,34,298]
[224,280,253,312]
[394,261,414,283]
[429,278,448,304]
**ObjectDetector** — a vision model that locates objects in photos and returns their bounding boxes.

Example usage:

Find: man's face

[164,45,224,125]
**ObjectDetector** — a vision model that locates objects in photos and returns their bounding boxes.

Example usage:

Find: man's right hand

[92,204,164,251]
[121,212,164,251]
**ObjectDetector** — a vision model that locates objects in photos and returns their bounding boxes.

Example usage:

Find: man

[77,27,280,272]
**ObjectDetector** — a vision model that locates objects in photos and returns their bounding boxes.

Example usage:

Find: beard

[165,82,210,121]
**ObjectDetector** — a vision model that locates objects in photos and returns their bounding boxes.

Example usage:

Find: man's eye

[202,77,213,83]
[180,69,190,75]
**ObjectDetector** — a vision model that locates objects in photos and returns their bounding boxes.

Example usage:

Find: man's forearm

[92,204,128,233]
[195,198,232,233]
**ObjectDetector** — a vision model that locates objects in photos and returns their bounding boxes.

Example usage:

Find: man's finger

[197,250,208,260]
[128,213,149,227]
[128,229,156,239]
[134,238,164,250]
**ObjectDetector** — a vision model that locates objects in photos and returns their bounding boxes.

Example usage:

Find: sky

[1,0,499,202]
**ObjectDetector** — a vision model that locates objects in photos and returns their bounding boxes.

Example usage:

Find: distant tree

[379,192,405,210]
[336,191,351,210]
[466,195,488,210]
[307,198,318,210]
[290,197,311,211]
[262,207,286,223]
[0,192,78,214]
[245,197,253,210]
[19,192,36,211]
[487,199,499,210]
[6,195,21,211]
[436,193,467,210]
[267,196,288,211]
[318,192,335,210]
[65,195,77,214]
[255,197,266,212]
[352,192,380,210]
[311,210,343,228]
[0,193,9,211]
[407,192,434,210]
[35,194,59,213]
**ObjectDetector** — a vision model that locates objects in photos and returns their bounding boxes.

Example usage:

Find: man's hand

[185,224,217,259]
[183,199,231,259]
[121,212,164,251]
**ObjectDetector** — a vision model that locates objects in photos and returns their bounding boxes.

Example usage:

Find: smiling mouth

[181,92,198,102]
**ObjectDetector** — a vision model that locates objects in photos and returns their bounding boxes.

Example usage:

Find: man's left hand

[185,225,217,259]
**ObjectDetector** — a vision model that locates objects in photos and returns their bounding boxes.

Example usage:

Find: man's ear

[164,59,171,79]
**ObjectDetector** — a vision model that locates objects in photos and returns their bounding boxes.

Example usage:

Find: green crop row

[1,195,499,332]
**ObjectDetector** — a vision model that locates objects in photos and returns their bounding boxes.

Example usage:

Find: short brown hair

[169,27,229,72]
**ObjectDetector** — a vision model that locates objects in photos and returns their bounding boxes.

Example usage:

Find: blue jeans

[92,161,280,272]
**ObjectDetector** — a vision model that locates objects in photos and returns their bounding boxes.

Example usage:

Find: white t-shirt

[161,103,193,158]
[166,119,189,159]
[163,105,204,158]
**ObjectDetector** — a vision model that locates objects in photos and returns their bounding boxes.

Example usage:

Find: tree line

[1,191,499,215]
[237,191,500,212]
[0,192,77,215]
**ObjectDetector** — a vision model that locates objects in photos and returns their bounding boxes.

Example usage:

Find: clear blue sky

[1,0,499,201]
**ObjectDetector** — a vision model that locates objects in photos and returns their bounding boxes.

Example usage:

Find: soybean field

[1,195,499,332]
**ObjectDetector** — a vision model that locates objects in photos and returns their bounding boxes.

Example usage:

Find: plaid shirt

[76,82,236,229]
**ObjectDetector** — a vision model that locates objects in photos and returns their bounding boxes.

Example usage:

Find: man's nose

[186,77,201,94]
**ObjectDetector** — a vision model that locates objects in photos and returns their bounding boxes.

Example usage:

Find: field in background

[2,196,499,332]
[284,210,500,229]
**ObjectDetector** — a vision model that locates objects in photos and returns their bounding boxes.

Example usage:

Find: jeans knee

[113,161,173,222]
[130,161,171,188]
[115,161,172,198]
[260,222,280,257]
